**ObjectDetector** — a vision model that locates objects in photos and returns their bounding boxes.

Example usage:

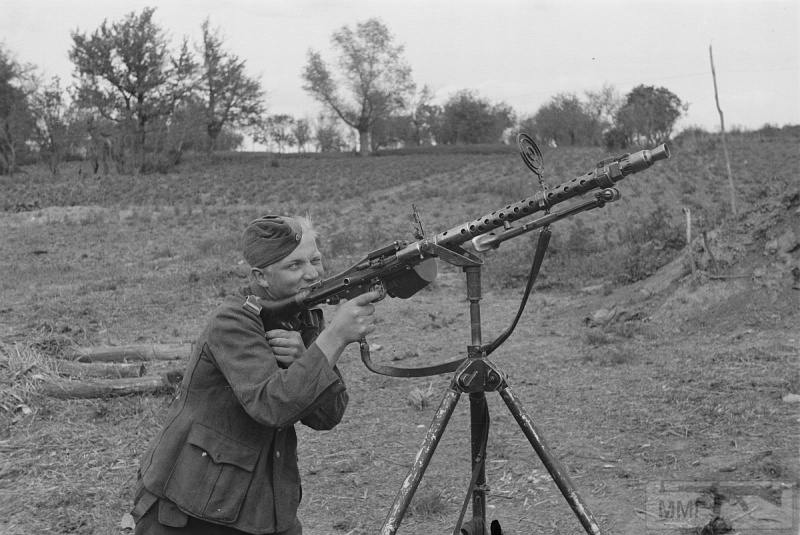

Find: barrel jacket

[136,287,347,534]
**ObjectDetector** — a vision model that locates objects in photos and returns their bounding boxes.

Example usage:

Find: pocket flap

[185,423,259,471]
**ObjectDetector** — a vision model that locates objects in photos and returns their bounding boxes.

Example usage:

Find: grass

[407,485,450,519]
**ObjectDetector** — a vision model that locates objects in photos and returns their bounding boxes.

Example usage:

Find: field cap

[242,215,303,268]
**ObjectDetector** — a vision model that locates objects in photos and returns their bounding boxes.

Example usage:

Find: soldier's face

[256,233,323,301]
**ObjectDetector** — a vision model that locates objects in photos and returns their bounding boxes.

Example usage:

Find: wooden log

[68,344,191,363]
[40,373,182,399]
[53,360,147,379]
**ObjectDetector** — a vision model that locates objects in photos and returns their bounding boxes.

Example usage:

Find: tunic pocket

[164,423,260,523]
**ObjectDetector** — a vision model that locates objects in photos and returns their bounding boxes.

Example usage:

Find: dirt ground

[0,178,798,534]
[288,265,799,534]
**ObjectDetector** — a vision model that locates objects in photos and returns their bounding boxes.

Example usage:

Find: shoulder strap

[297,308,324,347]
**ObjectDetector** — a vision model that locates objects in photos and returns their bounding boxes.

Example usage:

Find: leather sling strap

[360,229,551,378]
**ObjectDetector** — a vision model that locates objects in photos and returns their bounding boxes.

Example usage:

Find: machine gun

[257,138,670,321]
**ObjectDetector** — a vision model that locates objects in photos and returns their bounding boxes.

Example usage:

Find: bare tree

[314,113,346,153]
[254,114,296,154]
[197,19,265,152]
[29,76,73,175]
[406,84,438,146]
[0,45,35,175]
[584,84,622,144]
[292,118,311,152]
[69,7,195,172]
[302,18,415,155]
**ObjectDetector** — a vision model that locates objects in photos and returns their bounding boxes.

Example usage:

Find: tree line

[0,9,688,176]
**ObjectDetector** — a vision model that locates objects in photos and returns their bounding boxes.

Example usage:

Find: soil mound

[622,185,799,332]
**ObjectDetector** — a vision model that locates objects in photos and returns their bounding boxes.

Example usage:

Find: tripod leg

[468,391,488,534]
[381,386,462,535]
[498,385,604,535]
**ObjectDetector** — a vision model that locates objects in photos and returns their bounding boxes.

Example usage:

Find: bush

[614,206,685,284]
[479,204,686,290]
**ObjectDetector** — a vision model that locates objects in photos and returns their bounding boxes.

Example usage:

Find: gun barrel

[397,144,670,261]
[265,143,671,317]
[619,143,670,175]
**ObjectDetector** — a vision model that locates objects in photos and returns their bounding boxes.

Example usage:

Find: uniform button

[275,451,281,458]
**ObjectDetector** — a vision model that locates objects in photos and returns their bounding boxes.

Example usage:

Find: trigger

[371,281,387,301]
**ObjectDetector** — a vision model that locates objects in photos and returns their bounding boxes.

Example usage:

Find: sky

[1,0,798,137]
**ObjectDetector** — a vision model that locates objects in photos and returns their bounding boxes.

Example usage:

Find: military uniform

[132,283,348,534]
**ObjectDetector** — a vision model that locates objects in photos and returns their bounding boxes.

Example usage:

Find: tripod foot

[459,518,503,535]
[459,518,482,535]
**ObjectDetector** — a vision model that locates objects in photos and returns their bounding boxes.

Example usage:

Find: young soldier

[133,215,379,535]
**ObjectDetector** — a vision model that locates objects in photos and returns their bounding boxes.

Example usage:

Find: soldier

[132,215,379,535]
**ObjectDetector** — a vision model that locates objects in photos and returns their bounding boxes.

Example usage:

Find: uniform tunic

[134,286,347,534]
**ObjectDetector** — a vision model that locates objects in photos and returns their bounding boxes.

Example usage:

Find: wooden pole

[709,44,737,216]
[702,230,720,276]
[683,207,695,274]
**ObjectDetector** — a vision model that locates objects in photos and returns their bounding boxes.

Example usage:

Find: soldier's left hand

[265,329,306,365]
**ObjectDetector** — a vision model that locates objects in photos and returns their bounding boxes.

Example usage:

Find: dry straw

[0,340,63,427]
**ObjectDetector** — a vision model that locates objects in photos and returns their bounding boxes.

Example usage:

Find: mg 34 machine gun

[257,134,671,534]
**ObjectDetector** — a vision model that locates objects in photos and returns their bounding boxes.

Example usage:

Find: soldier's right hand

[326,290,381,344]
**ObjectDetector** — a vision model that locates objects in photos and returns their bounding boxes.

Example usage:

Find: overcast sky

[2,0,798,134]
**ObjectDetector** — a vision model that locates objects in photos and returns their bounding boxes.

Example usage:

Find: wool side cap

[242,215,303,268]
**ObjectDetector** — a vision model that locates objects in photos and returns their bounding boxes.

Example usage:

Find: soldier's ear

[251,268,269,288]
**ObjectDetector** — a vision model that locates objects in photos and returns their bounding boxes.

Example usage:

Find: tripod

[374,235,605,535]
[349,134,669,532]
